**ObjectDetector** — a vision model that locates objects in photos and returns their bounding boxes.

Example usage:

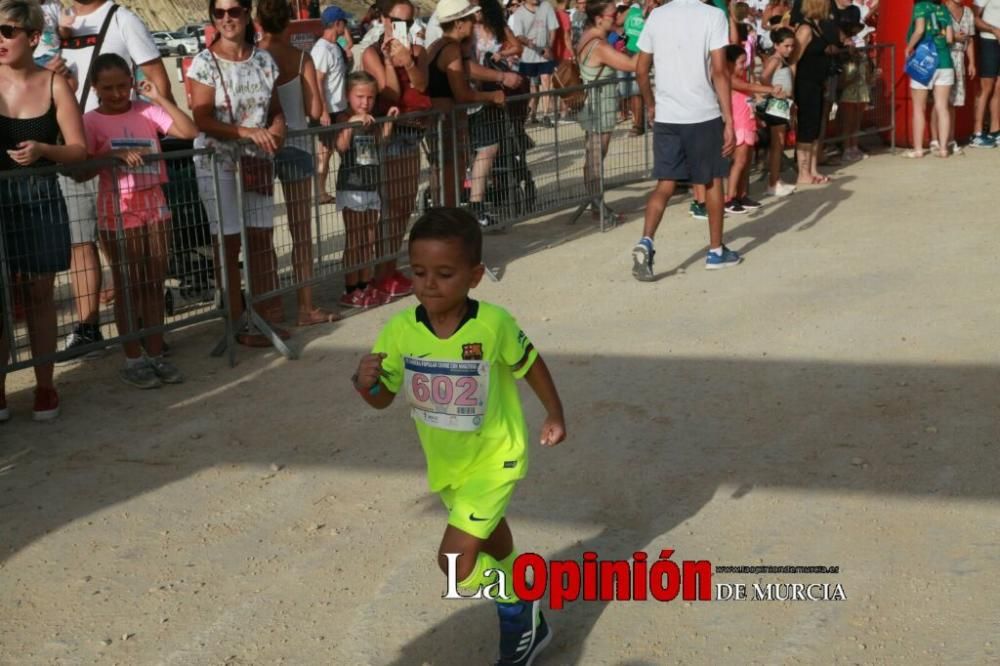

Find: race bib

[403,356,490,432]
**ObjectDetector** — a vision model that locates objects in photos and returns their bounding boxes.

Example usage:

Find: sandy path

[1,147,998,665]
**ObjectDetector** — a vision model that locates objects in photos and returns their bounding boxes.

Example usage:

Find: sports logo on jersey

[462,343,484,360]
[517,331,528,348]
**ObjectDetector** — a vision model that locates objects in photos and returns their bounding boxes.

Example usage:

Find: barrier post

[209,151,236,365]
[234,154,297,360]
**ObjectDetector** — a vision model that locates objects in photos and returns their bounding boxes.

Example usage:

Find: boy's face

[409,238,485,316]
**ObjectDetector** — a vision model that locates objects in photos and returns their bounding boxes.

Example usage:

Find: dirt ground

[1,144,999,666]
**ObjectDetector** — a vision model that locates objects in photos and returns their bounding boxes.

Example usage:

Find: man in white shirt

[631,0,740,280]
[972,0,1000,146]
[509,0,559,123]
[311,5,350,203]
[45,0,171,358]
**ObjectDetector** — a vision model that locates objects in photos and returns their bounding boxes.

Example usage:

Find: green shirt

[624,5,645,54]
[910,2,954,70]
[373,300,538,491]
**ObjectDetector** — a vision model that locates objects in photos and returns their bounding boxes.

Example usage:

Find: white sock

[709,247,723,256]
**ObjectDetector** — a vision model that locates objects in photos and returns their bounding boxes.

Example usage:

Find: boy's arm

[523,354,566,447]
[353,352,397,409]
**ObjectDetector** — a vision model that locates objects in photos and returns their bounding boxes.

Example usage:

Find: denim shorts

[0,174,71,275]
[274,145,315,183]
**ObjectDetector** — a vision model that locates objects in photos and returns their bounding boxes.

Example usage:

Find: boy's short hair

[408,208,483,266]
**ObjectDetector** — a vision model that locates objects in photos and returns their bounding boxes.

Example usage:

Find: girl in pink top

[724,44,787,215]
[82,53,197,389]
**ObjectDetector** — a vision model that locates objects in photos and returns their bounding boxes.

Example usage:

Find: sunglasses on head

[212,6,246,20]
[0,24,31,39]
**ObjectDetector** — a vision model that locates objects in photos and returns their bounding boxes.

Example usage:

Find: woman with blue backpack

[904,0,955,158]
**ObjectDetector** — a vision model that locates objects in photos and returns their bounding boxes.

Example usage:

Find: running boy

[352,207,566,666]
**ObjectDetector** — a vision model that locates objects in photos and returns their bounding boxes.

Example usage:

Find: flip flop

[812,175,831,184]
[297,308,341,327]
[903,149,927,159]
[317,193,336,205]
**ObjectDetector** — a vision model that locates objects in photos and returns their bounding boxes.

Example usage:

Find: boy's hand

[539,414,566,447]
[354,352,387,390]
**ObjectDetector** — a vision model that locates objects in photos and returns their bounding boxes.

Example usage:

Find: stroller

[159,138,216,316]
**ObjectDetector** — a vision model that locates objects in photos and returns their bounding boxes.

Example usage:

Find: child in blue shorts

[353,207,567,665]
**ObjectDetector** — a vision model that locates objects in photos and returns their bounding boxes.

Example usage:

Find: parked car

[175,23,207,49]
[151,31,173,56]
[153,31,200,56]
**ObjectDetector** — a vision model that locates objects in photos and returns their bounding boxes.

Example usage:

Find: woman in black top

[0,0,87,421]
[425,0,505,210]
[791,0,835,185]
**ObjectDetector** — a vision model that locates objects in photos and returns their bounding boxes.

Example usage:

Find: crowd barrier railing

[3,65,895,373]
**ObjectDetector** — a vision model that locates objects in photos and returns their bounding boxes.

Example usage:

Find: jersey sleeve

[371,318,404,394]
[497,309,538,380]
[118,10,162,67]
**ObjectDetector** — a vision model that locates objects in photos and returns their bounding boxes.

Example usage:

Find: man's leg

[539,72,553,121]
[642,179,676,240]
[60,175,105,359]
[705,176,725,250]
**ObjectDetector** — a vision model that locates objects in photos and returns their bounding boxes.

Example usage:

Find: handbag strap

[208,46,240,125]
[78,4,121,111]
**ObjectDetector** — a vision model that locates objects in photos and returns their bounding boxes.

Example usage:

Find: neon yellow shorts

[439,477,518,540]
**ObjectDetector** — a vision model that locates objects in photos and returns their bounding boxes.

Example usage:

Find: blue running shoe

[969,133,995,148]
[631,237,655,282]
[496,600,552,666]
[705,245,742,270]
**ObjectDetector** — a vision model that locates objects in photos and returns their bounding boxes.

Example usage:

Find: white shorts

[57,174,98,245]
[196,167,275,236]
[910,67,955,90]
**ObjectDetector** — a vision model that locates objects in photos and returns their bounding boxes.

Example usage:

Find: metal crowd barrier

[822,43,897,151]
[2,62,899,374]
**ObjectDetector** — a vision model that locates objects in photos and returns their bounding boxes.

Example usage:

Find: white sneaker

[765,181,796,198]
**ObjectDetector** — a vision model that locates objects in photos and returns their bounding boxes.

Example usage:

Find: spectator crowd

[0,0,992,422]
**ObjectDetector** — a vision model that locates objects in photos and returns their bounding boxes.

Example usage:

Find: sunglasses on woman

[212,6,246,20]
[0,24,32,39]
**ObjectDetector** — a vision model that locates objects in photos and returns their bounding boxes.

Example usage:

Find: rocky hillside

[112,0,437,32]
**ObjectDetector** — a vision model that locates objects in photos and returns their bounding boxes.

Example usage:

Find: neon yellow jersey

[373,300,538,491]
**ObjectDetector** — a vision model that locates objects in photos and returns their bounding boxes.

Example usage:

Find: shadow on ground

[1,338,996,664]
